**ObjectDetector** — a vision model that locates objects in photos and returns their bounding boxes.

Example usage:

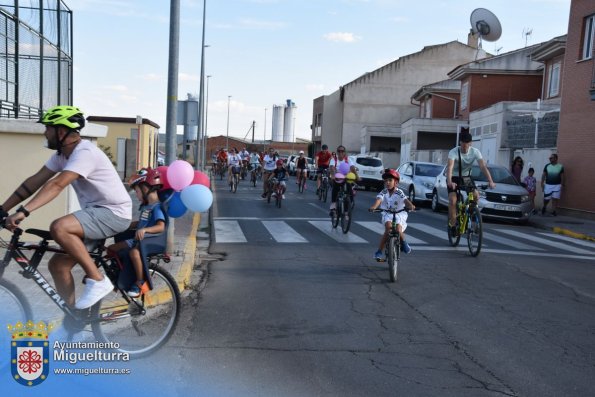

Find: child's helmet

[382,169,399,180]
[129,167,163,189]
[334,173,345,183]
[276,159,284,166]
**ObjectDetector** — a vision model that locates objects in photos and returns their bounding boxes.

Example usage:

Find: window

[460,82,469,110]
[548,62,560,97]
[583,14,595,60]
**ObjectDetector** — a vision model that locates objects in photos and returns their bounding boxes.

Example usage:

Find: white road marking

[495,229,594,255]
[308,221,368,243]
[262,221,308,243]
[214,220,247,243]
[356,221,427,244]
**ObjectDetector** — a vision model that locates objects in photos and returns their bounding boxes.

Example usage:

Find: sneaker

[552,210,557,216]
[401,241,412,254]
[329,209,337,217]
[75,276,113,309]
[272,192,277,197]
[282,194,286,199]
[374,250,383,260]
[261,193,267,198]
[126,281,149,298]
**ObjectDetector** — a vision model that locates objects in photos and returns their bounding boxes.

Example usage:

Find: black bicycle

[331,182,353,234]
[318,169,329,202]
[0,222,181,358]
[371,208,410,282]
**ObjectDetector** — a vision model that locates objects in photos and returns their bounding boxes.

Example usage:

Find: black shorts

[447,176,475,193]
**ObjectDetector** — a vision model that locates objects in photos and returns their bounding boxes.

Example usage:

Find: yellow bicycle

[447,179,488,257]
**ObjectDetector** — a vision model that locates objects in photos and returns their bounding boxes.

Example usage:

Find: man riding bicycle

[216,148,228,175]
[315,144,332,193]
[1,105,132,309]
[446,131,495,236]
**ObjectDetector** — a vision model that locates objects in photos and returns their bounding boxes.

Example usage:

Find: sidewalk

[2,209,204,327]
[528,211,595,242]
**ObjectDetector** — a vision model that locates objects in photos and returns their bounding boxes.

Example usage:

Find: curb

[552,226,595,243]
[176,212,201,291]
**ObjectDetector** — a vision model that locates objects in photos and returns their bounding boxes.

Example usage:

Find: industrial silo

[283,99,296,142]
[271,105,284,142]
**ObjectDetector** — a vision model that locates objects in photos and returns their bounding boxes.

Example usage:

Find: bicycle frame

[1,228,104,322]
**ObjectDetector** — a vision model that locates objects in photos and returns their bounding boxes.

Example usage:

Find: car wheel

[408,186,415,203]
[431,190,440,212]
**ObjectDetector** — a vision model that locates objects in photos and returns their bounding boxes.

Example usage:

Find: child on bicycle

[369,169,415,260]
[271,159,288,199]
[108,168,166,298]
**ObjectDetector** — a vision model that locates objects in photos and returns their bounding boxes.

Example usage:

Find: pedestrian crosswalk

[212,217,595,258]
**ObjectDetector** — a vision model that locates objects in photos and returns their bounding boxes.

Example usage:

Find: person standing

[541,153,564,216]
[523,167,537,215]
[511,156,524,184]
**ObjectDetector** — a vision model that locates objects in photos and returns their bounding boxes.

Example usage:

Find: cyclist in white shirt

[227,148,242,185]
[446,131,495,236]
[261,147,278,198]
[249,152,261,173]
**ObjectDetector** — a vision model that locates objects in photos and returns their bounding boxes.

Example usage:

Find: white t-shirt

[329,157,350,168]
[263,154,277,171]
[228,154,242,166]
[376,188,407,211]
[45,140,132,220]
[448,146,483,177]
[249,153,261,165]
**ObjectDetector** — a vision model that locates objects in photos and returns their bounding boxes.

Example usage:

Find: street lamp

[226,95,231,150]
[202,74,212,169]
[263,107,267,153]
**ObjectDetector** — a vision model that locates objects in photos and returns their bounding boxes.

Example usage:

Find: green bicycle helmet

[39,105,86,130]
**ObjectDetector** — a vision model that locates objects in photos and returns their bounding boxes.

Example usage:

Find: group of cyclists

[211,133,497,262]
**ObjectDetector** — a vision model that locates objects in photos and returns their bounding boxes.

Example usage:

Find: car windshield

[356,158,382,167]
[415,164,442,177]
[471,165,518,185]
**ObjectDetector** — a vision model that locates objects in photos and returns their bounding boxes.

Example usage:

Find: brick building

[557,0,595,216]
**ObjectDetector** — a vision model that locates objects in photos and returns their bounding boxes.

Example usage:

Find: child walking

[369,169,415,260]
[523,167,537,215]
[108,168,166,297]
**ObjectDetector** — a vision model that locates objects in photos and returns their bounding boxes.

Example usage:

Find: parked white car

[396,161,443,203]
[431,164,533,223]
[349,155,384,190]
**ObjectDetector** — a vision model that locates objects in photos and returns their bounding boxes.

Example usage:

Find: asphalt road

[140,175,595,397]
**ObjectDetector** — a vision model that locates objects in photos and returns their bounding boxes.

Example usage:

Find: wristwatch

[16,205,30,217]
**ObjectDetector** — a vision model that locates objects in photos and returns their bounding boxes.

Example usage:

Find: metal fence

[0,1,72,119]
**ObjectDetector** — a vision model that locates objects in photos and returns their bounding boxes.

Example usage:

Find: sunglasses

[337,149,345,152]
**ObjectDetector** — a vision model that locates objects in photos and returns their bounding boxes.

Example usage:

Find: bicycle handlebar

[369,208,413,214]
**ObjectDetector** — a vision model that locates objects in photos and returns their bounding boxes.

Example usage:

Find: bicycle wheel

[267,188,272,204]
[322,183,328,203]
[91,264,181,359]
[387,236,398,283]
[341,197,352,234]
[467,206,483,257]
[233,176,238,193]
[331,204,340,228]
[276,189,282,208]
[298,177,304,193]
[0,279,33,324]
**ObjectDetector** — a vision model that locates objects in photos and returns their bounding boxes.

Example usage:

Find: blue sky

[71,0,570,142]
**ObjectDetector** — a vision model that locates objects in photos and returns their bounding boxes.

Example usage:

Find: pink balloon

[168,160,194,191]
[157,165,171,191]
[192,170,210,188]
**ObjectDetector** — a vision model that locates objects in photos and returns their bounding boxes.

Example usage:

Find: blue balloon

[167,191,187,218]
[158,188,174,203]
[180,184,213,213]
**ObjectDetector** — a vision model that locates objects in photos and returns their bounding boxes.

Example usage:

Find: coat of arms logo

[8,320,53,386]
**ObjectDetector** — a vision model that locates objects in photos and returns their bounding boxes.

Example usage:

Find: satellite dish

[470,8,502,43]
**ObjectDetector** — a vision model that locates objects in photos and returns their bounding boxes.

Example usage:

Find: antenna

[522,28,533,47]
[494,44,503,55]
[470,8,502,51]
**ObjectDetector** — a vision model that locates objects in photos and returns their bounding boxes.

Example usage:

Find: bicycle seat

[25,229,52,240]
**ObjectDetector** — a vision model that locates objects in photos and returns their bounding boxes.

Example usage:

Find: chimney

[467,31,479,48]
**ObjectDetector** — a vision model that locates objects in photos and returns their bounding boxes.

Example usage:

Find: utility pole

[194,0,207,170]
[165,0,180,165]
